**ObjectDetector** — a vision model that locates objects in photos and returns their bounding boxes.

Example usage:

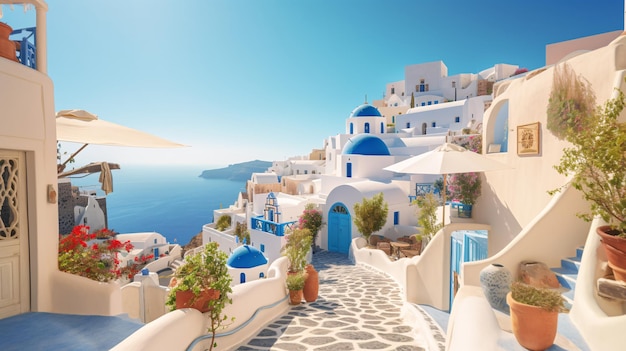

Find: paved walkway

[237,251,428,351]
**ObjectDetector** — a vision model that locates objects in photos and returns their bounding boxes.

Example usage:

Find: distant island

[199,160,272,181]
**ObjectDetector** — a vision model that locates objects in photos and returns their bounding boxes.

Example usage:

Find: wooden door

[0,150,29,318]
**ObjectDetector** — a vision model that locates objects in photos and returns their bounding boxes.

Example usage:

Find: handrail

[185,294,288,351]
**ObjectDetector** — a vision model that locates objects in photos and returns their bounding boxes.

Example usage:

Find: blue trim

[185,295,289,351]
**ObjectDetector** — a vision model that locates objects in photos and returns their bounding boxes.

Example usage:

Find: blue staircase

[550,247,591,351]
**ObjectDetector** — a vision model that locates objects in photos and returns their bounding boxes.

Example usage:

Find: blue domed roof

[350,104,382,118]
[227,245,268,269]
[342,134,390,156]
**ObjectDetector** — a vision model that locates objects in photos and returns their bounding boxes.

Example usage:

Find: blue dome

[350,104,382,117]
[227,245,268,269]
[342,134,390,156]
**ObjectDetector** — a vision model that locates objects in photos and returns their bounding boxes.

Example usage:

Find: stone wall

[57,181,108,235]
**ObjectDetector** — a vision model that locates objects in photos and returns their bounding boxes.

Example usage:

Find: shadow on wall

[480,182,522,255]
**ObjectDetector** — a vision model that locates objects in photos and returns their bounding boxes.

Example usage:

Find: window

[260,244,265,252]
[434,101,439,104]
[346,162,352,178]
[455,116,460,123]
[259,272,265,278]
[364,122,370,133]
[421,102,425,106]
[240,272,246,284]
[304,170,308,175]
[391,87,395,94]
[393,211,399,225]
[154,239,157,244]
[427,101,432,105]
[406,122,411,128]
[432,122,436,127]
[350,122,354,134]
[380,122,384,133]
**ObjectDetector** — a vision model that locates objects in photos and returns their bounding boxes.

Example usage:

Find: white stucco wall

[0,59,58,313]
[479,34,626,254]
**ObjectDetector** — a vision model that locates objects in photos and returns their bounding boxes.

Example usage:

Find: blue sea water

[68,164,245,246]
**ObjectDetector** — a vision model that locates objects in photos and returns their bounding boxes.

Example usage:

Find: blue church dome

[349,104,382,117]
[342,134,390,156]
[227,245,268,269]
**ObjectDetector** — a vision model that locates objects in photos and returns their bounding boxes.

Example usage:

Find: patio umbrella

[56,109,185,193]
[56,109,185,148]
[383,142,509,223]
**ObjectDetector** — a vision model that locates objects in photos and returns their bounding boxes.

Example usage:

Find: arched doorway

[327,202,351,254]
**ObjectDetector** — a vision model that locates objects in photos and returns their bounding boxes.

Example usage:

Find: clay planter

[303,264,319,302]
[175,289,220,312]
[597,226,626,282]
[0,22,17,62]
[608,261,626,281]
[597,225,626,252]
[289,289,303,305]
[507,292,558,351]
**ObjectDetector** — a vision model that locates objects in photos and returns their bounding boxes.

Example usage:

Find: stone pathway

[237,251,427,351]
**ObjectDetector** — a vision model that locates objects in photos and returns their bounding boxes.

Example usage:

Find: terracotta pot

[608,261,626,282]
[0,22,17,62]
[597,225,626,253]
[303,264,319,302]
[288,289,303,305]
[507,292,558,351]
[175,289,220,312]
[602,240,626,269]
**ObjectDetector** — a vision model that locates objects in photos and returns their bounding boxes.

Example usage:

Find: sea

[68,164,245,246]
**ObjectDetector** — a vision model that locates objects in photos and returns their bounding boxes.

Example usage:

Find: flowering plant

[298,203,324,247]
[448,172,482,206]
[58,225,153,282]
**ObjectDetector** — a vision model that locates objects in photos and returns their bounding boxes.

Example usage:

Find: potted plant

[507,281,569,351]
[447,172,481,218]
[166,242,233,351]
[286,271,307,305]
[414,192,443,241]
[282,227,312,273]
[353,192,388,243]
[547,64,626,281]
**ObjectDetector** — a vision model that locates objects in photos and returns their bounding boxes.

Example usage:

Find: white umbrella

[56,109,185,148]
[56,109,186,169]
[56,109,186,193]
[383,142,509,222]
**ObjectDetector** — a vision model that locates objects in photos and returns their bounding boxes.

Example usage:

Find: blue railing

[11,27,36,69]
[250,216,296,237]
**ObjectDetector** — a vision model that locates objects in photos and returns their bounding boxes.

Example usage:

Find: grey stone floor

[236,251,428,351]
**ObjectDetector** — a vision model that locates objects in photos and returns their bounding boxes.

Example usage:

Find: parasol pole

[59,143,89,172]
[442,174,447,227]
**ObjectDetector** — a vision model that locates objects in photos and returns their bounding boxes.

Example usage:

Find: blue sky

[2,0,624,169]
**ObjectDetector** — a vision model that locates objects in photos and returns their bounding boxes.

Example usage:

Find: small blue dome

[350,104,382,117]
[227,245,268,269]
[342,134,390,156]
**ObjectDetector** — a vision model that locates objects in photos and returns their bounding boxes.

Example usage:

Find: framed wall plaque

[517,122,540,155]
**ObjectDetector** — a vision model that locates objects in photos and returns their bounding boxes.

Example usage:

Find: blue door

[449,230,488,310]
[328,203,351,254]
